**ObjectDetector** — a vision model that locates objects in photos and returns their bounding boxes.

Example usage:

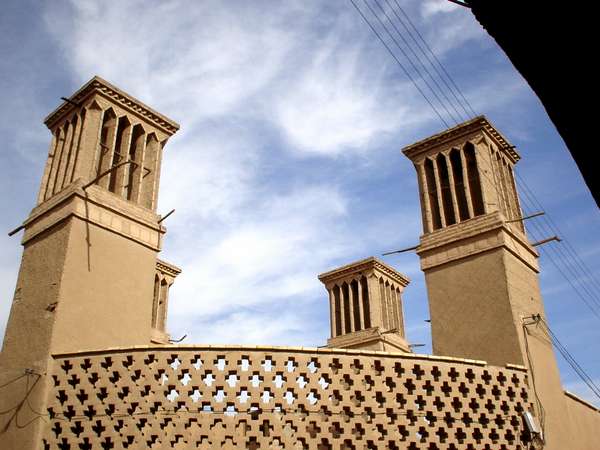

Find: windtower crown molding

[44,76,180,135]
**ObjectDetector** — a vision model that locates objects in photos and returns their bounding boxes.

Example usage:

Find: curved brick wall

[43,346,535,449]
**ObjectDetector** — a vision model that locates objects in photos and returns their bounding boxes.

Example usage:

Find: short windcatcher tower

[319,257,410,352]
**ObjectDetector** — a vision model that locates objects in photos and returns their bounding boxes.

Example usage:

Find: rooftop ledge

[50,343,527,372]
[402,115,520,163]
[44,75,180,135]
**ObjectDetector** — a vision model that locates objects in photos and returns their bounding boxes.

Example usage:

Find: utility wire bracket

[506,211,545,223]
[532,236,561,247]
[60,97,81,107]
[382,245,419,256]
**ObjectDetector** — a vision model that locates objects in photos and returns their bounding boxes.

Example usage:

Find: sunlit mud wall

[39,345,538,449]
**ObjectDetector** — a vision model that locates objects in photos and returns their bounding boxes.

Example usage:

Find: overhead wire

[347,0,600,404]
[372,0,466,124]
[516,172,600,300]
[350,0,600,322]
[537,316,600,400]
[516,181,600,319]
[389,0,476,118]
[348,0,451,128]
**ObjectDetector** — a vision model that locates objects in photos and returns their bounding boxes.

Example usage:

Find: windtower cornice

[402,115,520,163]
[44,75,180,135]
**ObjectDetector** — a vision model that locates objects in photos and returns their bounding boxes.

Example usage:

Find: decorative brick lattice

[43,347,535,449]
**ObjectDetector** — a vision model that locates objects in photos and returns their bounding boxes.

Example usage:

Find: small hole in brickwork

[191,355,203,369]
[284,390,296,405]
[238,389,249,403]
[250,373,263,388]
[189,388,202,402]
[214,388,226,403]
[296,375,307,389]
[215,356,227,371]
[83,405,96,420]
[108,371,120,383]
[203,372,215,386]
[273,373,285,388]
[307,391,319,405]
[70,421,84,437]
[286,359,296,372]
[179,371,192,386]
[226,373,238,387]
[100,437,115,450]
[169,356,181,371]
[330,358,343,374]
[122,355,134,369]
[239,357,250,371]
[318,375,330,389]
[166,388,179,402]
[307,359,319,373]
[261,390,272,403]
[262,358,274,372]
[100,357,112,370]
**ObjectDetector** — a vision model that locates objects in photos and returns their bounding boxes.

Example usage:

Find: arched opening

[108,116,131,194]
[436,154,456,226]
[96,109,117,188]
[126,124,145,201]
[342,282,351,333]
[51,121,72,196]
[351,279,361,331]
[379,278,388,329]
[449,148,469,221]
[67,108,86,186]
[152,275,160,328]
[506,164,524,232]
[424,158,442,230]
[464,143,485,216]
[44,127,64,201]
[333,285,342,336]
[158,278,169,331]
[141,133,159,209]
[60,115,79,191]
[360,276,371,329]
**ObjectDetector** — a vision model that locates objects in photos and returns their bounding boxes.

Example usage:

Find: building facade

[0,78,597,449]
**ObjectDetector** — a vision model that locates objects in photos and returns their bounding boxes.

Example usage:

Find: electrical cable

[348,0,451,128]
[521,318,546,437]
[517,189,600,319]
[516,172,600,300]
[372,0,465,124]
[387,0,473,120]
[537,317,600,400]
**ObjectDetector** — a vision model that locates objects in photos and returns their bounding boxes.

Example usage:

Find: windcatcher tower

[319,257,411,352]
[1,77,179,449]
[403,116,569,448]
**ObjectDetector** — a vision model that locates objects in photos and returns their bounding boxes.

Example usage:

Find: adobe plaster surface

[1,79,598,450]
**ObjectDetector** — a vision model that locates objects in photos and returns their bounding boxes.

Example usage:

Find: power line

[389,0,476,118]
[349,0,451,128]
[373,0,466,124]
[516,172,600,299]
[517,180,600,317]
[538,316,600,400]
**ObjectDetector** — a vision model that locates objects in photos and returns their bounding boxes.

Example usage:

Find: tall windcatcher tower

[2,76,180,373]
[403,116,569,448]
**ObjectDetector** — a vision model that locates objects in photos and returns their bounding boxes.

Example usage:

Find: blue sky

[1,0,598,405]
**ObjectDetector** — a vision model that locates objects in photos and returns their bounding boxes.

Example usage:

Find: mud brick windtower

[403,116,571,448]
[0,76,180,449]
[319,257,411,352]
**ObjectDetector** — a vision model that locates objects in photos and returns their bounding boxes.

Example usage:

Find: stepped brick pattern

[43,347,533,450]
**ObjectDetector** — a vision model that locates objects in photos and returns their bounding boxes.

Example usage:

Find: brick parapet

[43,346,535,449]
